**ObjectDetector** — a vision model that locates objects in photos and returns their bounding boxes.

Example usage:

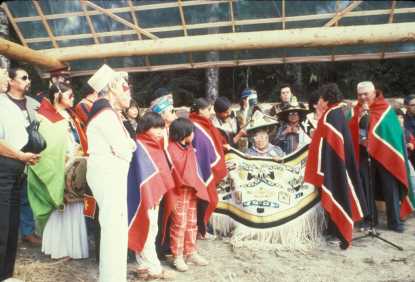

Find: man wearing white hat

[349,81,412,233]
[86,65,136,282]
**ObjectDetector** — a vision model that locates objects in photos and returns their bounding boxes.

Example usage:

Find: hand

[19,152,41,165]
[238,129,247,138]
[407,143,414,151]
[272,156,281,161]
[223,144,231,151]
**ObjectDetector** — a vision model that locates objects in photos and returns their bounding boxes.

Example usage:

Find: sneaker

[173,256,188,272]
[388,224,404,233]
[186,252,208,266]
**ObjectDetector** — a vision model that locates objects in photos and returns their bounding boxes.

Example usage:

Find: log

[0,38,65,70]
[41,23,415,62]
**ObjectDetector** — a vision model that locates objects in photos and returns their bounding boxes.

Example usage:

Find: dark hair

[169,117,194,142]
[404,94,415,106]
[80,84,95,98]
[319,83,343,105]
[190,98,211,113]
[8,68,26,80]
[214,96,231,113]
[137,112,165,135]
[308,90,320,112]
[48,82,72,104]
[280,84,291,92]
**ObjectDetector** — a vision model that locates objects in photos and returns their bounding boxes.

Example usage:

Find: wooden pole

[41,22,415,62]
[0,38,65,70]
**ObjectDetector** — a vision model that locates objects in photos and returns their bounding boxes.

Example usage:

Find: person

[0,68,41,281]
[304,83,367,249]
[235,89,259,152]
[272,98,310,154]
[212,96,246,150]
[150,88,177,146]
[27,82,89,259]
[74,83,97,126]
[404,94,415,165]
[245,111,283,159]
[162,118,210,272]
[396,109,415,204]
[348,81,413,233]
[127,112,176,280]
[189,98,228,235]
[302,90,323,137]
[269,84,294,116]
[86,64,136,282]
[122,99,140,139]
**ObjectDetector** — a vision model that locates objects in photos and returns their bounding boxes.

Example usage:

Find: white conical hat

[246,110,279,132]
[88,64,118,93]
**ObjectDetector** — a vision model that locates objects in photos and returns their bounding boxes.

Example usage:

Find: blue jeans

[19,175,35,237]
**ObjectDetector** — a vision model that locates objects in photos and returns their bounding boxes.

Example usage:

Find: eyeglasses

[288,112,299,116]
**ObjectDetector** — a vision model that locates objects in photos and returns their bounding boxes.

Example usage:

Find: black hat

[277,98,308,122]
[214,96,231,113]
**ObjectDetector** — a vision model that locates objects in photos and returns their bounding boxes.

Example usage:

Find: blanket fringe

[210,203,326,251]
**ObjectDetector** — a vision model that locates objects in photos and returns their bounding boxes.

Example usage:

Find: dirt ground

[14,213,415,282]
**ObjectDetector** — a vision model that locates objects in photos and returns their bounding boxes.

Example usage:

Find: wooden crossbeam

[177,0,194,66]
[324,0,363,27]
[66,50,415,77]
[40,22,415,62]
[32,0,58,48]
[0,37,65,69]
[80,1,99,44]
[81,0,158,40]
[381,0,397,59]
[21,6,415,45]
[127,0,150,67]
[1,3,28,47]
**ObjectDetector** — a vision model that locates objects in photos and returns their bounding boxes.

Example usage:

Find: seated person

[272,100,310,154]
[244,110,283,159]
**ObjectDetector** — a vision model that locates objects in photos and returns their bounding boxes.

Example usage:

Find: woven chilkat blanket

[211,145,325,250]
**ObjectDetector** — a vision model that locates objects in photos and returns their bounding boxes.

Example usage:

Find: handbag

[22,118,47,154]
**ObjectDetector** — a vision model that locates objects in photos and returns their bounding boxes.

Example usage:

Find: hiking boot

[173,256,188,272]
[187,252,208,266]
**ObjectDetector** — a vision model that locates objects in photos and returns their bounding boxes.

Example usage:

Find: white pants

[87,156,129,282]
[136,207,162,276]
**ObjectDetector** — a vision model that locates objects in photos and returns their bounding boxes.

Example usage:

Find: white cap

[88,64,118,93]
[357,81,375,93]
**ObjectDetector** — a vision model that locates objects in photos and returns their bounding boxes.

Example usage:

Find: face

[10,70,31,94]
[127,106,139,119]
[199,105,214,119]
[287,111,300,123]
[0,68,9,93]
[183,132,194,145]
[111,78,131,109]
[357,89,376,106]
[280,87,292,103]
[317,97,328,112]
[241,97,249,108]
[217,109,231,121]
[254,130,269,151]
[147,127,164,141]
[58,89,74,108]
[406,98,415,115]
[160,106,177,125]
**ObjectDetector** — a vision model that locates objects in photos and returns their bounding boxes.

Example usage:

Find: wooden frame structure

[0,0,414,75]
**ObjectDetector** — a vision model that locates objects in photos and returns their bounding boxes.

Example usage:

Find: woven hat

[245,110,279,133]
[88,64,122,93]
[277,97,308,122]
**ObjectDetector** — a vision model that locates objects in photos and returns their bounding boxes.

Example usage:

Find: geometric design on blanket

[215,145,319,228]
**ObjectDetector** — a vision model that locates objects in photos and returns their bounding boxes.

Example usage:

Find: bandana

[150,94,173,114]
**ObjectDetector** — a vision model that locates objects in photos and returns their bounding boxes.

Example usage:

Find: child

[127,112,175,280]
[163,118,210,272]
